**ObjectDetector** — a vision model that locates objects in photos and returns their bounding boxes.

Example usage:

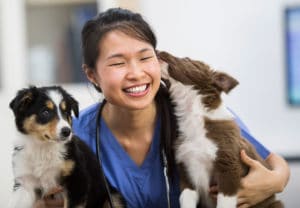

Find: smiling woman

[84,30,161,110]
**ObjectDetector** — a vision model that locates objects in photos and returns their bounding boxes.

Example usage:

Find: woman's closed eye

[108,56,153,66]
[140,56,153,61]
[108,62,125,67]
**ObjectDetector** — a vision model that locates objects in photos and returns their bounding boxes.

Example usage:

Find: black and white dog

[158,51,283,208]
[9,86,109,208]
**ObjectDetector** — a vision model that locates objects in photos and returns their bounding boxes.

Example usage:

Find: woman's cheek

[147,61,161,77]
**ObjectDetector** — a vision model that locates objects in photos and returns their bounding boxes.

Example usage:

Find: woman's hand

[209,150,290,208]
[237,150,290,208]
[34,186,64,208]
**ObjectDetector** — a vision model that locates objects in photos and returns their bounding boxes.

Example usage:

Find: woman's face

[86,30,161,110]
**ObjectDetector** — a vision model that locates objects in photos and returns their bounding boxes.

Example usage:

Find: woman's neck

[102,101,158,166]
[102,101,157,140]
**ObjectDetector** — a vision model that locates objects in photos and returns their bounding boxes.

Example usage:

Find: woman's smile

[123,84,150,97]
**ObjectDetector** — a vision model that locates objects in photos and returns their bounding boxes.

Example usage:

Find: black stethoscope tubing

[95,99,171,208]
[95,99,115,208]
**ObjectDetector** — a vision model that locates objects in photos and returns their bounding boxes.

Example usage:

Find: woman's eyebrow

[106,48,152,60]
[107,53,124,60]
[138,48,152,54]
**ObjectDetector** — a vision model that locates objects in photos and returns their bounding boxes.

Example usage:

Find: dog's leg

[8,185,36,208]
[214,151,241,208]
[8,177,36,208]
[179,188,199,208]
[63,194,68,208]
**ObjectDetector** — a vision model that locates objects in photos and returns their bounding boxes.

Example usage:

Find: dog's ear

[61,88,79,118]
[212,72,239,93]
[9,86,38,115]
[69,97,79,118]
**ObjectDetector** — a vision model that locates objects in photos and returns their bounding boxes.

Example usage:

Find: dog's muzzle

[60,127,72,141]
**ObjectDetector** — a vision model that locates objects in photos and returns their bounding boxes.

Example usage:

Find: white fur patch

[204,103,233,120]
[13,135,67,190]
[216,193,237,208]
[179,189,199,208]
[47,90,72,139]
[47,90,63,108]
[8,185,36,208]
[169,79,218,191]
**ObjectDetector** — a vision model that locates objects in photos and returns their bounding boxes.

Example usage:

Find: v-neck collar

[100,117,161,171]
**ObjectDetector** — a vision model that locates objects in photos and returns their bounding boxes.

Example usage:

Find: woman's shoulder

[227,107,270,159]
[72,102,100,133]
[78,102,99,118]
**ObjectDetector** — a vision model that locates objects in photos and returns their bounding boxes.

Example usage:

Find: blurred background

[0,0,299,207]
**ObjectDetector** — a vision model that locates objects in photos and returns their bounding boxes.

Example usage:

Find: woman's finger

[240,150,259,168]
[238,203,250,208]
[237,196,247,205]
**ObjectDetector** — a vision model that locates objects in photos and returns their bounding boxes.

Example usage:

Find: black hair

[155,84,177,180]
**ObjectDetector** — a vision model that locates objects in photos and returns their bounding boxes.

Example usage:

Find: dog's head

[158,51,239,109]
[9,86,79,142]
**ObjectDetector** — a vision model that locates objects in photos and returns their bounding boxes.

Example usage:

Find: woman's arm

[237,150,290,208]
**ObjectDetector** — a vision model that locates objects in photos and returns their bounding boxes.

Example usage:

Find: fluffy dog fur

[8,86,123,208]
[158,51,283,208]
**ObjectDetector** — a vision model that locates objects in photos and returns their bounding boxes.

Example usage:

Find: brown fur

[159,51,239,110]
[158,51,283,208]
[60,101,66,111]
[23,115,59,141]
[61,160,75,177]
[102,193,126,208]
[204,117,263,195]
[46,100,54,110]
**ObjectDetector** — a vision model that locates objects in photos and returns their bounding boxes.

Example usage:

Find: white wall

[0,0,27,206]
[141,0,300,156]
[1,0,300,206]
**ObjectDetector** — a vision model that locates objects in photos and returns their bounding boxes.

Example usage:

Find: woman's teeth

[125,84,147,93]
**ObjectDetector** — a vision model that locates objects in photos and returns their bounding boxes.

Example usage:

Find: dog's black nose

[60,127,71,138]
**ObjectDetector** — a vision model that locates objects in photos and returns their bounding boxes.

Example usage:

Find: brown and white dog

[158,51,283,208]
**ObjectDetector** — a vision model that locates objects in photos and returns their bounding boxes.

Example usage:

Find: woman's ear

[82,64,102,92]
[82,64,97,85]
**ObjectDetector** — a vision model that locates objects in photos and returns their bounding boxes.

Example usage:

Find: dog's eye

[40,110,50,118]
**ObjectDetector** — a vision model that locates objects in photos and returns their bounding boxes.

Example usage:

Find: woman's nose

[126,62,144,79]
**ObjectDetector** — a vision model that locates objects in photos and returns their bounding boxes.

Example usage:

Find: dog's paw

[216,193,237,208]
[179,188,199,208]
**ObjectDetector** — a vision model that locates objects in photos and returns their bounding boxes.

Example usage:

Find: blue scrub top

[72,103,270,208]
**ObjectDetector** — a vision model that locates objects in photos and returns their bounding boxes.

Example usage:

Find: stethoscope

[95,99,171,208]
